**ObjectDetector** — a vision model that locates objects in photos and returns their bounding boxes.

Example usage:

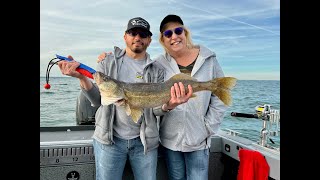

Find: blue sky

[40,0,280,80]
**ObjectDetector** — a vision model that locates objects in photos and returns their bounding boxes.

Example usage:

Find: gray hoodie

[82,46,166,154]
[154,45,228,152]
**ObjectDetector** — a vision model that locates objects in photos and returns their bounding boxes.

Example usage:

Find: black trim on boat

[40,125,95,132]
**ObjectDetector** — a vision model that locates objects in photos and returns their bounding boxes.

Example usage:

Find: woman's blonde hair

[159,24,195,53]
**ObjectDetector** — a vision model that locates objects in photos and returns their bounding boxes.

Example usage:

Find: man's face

[124,28,151,53]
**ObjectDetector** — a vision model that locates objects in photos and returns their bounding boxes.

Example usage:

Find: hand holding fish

[162,82,193,111]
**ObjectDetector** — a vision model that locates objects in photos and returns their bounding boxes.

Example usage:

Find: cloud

[40,0,279,80]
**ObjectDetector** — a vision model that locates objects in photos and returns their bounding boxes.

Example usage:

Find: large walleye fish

[93,71,237,123]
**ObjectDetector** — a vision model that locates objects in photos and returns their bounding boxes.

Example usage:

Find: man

[57,17,192,180]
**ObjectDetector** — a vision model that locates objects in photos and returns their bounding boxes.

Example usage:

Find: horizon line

[40,76,280,81]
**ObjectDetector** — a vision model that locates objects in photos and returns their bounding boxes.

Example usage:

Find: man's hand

[97,52,112,62]
[57,55,85,79]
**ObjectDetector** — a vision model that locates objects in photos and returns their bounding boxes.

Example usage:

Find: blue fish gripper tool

[44,54,97,89]
[55,54,96,79]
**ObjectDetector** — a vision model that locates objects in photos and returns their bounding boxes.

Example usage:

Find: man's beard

[130,42,148,53]
[132,48,144,53]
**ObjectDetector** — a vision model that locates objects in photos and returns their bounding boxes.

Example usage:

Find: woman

[155,14,229,180]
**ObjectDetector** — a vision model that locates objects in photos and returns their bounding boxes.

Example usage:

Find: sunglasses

[126,30,149,38]
[163,27,184,38]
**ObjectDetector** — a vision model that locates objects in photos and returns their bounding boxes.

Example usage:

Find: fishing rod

[231,104,280,149]
[44,54,96,89]
[230,112,259,119]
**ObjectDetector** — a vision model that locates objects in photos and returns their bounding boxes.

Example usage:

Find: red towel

[237,149,270,180]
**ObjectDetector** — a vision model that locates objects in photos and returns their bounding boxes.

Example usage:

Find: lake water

[40,77,280,148]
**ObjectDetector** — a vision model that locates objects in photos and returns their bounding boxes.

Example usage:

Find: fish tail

[209,77,237,106]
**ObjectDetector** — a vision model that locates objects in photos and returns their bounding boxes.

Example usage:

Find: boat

[40,93,280,180]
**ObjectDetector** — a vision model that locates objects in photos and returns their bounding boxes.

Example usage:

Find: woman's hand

[162,82,193,111]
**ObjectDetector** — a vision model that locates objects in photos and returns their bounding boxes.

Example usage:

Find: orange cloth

[237,149,270,180]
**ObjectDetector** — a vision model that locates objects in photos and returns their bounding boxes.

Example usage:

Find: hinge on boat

[224,128,242,136]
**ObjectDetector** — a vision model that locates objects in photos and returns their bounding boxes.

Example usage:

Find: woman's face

[162,22,186,53]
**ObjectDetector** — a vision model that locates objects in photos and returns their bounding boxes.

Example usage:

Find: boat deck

[40,126,279,180]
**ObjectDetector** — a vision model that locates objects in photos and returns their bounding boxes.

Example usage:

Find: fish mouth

[100,94,124,106]
[114,99,126,106]
[93,72,104,85]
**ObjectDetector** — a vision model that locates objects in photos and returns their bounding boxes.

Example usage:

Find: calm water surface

[40,77,280,147]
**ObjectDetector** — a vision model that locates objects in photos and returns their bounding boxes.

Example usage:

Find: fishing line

[44,58,63,89]
[44,54,96,89]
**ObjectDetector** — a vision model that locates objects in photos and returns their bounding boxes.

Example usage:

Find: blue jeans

[161,146,209,180]
[93,136,158,180]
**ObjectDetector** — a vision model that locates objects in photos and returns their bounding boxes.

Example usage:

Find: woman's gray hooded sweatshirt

[154,45,229,152]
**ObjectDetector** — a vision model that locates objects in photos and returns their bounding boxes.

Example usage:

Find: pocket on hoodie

[184,117,209,147]
[94,106,112,132]
[204,117,214,136]
[94,107,102,126]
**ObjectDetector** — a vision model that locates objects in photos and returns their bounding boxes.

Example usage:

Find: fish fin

[124,104,143,123]
[213,88,233,106]
[169,73,196,81]
[212,77,237,90]
[124,103,131,115]
[210,77,237,106]
[130,108,143,123]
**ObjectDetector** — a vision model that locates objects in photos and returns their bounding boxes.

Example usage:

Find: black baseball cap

[159,14,184,32]
[126,17,152,36]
